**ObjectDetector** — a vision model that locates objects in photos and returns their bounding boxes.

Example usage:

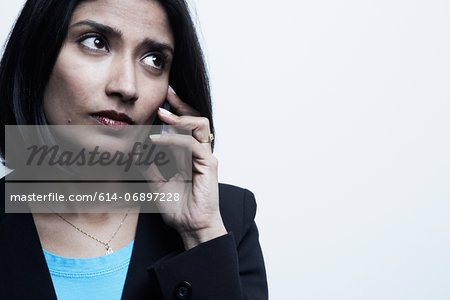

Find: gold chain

[46,206,131,255]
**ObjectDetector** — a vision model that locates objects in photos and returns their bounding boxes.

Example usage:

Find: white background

[2,1,450,299]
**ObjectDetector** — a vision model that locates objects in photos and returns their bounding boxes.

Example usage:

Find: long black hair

[0,0,214,162]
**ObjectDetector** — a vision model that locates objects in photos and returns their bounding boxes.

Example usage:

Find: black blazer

[0,179,268,300]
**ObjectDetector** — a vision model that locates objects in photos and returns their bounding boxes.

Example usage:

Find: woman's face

[43,0,174,127]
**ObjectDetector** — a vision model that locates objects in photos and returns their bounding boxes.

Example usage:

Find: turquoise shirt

[43,241,134,300]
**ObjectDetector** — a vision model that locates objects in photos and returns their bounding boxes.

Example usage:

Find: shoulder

[218,183,258,244]
[218,183,257,219]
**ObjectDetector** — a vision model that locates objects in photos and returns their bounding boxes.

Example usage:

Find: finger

[149,133,211,160]
[157,108,212,150]
[165,86,213,149]
[167,86,202,117]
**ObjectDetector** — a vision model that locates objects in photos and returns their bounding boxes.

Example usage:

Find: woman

[0,0,268,299]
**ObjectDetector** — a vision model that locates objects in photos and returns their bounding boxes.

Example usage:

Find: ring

[199,133,214,143]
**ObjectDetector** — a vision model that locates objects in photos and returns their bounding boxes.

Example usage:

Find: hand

[142,87,227,250]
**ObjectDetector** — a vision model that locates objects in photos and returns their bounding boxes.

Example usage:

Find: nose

[105,56,139,102]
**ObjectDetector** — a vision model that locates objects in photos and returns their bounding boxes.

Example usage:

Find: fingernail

[158,107,172,116]
[149,134,162,140]
[168,86,176,95]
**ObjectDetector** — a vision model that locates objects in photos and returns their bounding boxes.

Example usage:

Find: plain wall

[2,1,450,299]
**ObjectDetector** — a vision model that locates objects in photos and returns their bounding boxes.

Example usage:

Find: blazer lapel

[0,212,58,299]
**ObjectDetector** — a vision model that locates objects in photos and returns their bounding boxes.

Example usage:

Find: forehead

[71,0,174,47]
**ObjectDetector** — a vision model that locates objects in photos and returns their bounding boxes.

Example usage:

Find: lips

[91,110,134,128]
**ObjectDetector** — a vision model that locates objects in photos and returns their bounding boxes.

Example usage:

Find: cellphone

[152,100,170,134]
[161,100,170,134]
[140,100,172,173]
[152,100,177,179]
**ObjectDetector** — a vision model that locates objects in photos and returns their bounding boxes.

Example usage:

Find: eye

[79,35,108,52]
[140,53,166,71]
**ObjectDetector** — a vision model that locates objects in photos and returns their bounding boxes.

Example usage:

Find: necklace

[51,209,131,255]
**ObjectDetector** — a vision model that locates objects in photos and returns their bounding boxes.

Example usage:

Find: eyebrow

[71,20,174,55]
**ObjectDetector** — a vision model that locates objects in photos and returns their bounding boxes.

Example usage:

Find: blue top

[43,241,134,300]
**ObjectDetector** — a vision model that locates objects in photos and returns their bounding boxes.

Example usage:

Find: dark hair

[0,0,214,162]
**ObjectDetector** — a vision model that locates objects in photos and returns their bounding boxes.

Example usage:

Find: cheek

[138,79,169,123]
[43,59,102,124]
